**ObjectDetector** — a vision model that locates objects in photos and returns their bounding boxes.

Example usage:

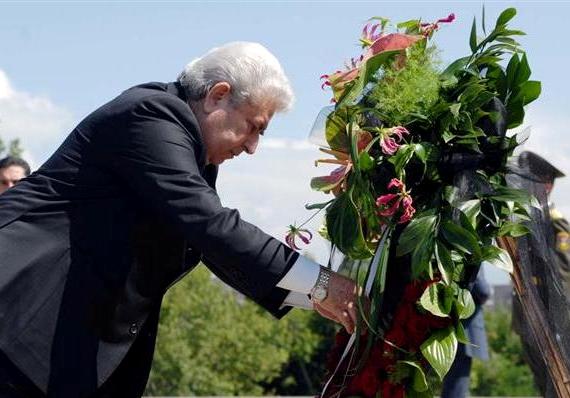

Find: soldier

[511,151,569,398]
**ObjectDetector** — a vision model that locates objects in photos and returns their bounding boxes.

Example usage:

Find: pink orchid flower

[379,126,410,156]
[376,178,416,224]
[361,22,383,45]
[420,13,456,37]
[311,130,373,194]
[285,225,313,251]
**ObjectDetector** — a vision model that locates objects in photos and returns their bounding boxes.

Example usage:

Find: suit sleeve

[105,94,298,314]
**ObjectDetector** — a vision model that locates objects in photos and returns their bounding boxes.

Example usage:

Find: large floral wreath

[286,7,540,398]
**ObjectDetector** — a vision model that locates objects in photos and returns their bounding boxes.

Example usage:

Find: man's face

[0,165,26,194]
[196,83,274,166]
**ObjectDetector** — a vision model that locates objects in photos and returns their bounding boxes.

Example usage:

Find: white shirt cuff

[282,291,313,310]
[276,254,321,294]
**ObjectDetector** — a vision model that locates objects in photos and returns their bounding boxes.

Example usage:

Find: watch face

[313,286,327,301]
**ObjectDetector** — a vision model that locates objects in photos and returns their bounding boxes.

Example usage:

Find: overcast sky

[1,1,569,285]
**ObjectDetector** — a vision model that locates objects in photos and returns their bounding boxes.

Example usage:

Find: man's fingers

[341,310,354,334]
[314,303,340,323]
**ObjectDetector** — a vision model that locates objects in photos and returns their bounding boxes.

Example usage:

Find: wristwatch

[310,267,332,303]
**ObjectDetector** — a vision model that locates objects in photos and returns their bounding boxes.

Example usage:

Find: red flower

[376,178,416,224]
[381,381,405,398]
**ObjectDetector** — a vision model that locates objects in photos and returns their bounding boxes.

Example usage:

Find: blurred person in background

[441,268,490,398]
[0,156,30,194]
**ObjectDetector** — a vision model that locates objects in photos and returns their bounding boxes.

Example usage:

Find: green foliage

[420,326,458,379]
[145,266,323,396]
[367,46,442,125]
[0,136,23,158]
[470,307,539,396]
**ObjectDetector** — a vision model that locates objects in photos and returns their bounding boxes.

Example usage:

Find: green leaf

[413,143,428,164]
[505,53,520,91]
[514,53,531,87]
[441,56,470,80]
[482,245,514,273]
[498,221,530,237]
[440,220,481,259]
[397,19,421,30]
[304,199,334,210]
[506,99,525,129]
[482,5,487,35]
[470,17,477,53]
[421,327,458,379]
[449,103,461,118]
[455,321,469,344]
[496,8,517,28]
[457,199,481,229]
[441,130,456,143]
[513,80,541,106]
[419,282,452,317]
[397,215,438,256]
[325,108,351,151]
[456,288,476,319]
[435,241,454,285]
[388,144,415,177]
[326,192,373,259]
[358,151,374,171]
[443,186,459,205]
[400,361,429,392]
[491,186,539,208]
[411,237,435,278]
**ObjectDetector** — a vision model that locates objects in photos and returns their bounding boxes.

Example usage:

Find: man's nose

[244,135,259,155]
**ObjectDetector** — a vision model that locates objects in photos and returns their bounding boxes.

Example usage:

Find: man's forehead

[0,165,26,176]
[242,102,275,124]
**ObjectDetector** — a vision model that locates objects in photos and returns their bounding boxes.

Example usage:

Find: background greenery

[0,135,23,158]
[146,266,539,396]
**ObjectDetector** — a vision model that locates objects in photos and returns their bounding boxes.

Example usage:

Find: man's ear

[203,82,232,114]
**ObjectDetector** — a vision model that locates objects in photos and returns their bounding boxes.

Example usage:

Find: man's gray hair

[177,42,294,112]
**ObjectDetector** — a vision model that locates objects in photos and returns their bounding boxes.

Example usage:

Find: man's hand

[313,272,369,334]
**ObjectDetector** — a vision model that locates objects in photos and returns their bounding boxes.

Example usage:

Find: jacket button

[129,323,138,336]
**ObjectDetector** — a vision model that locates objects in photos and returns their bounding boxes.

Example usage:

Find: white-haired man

[0,42,364,397]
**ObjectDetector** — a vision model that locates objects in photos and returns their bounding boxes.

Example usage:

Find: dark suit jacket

[0,82,298,397]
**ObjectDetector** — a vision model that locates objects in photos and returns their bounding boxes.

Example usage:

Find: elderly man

[0,42,362,398]
[0,156,31,194]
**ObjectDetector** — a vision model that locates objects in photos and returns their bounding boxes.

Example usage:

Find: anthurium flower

[379,126,409,155]
[321,31,422,100]
[376,178,416,224]
[285,225,313,251]
[365,33,423,59]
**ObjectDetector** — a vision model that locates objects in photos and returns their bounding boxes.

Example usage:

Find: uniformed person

[511,151,568,398]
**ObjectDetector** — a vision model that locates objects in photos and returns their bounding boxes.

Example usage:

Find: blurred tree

[145,265,323,396]
[469,307,539,396]
[0,136,24,158]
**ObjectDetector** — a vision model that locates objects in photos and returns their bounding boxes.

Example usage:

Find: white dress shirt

[276,255,321,310]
